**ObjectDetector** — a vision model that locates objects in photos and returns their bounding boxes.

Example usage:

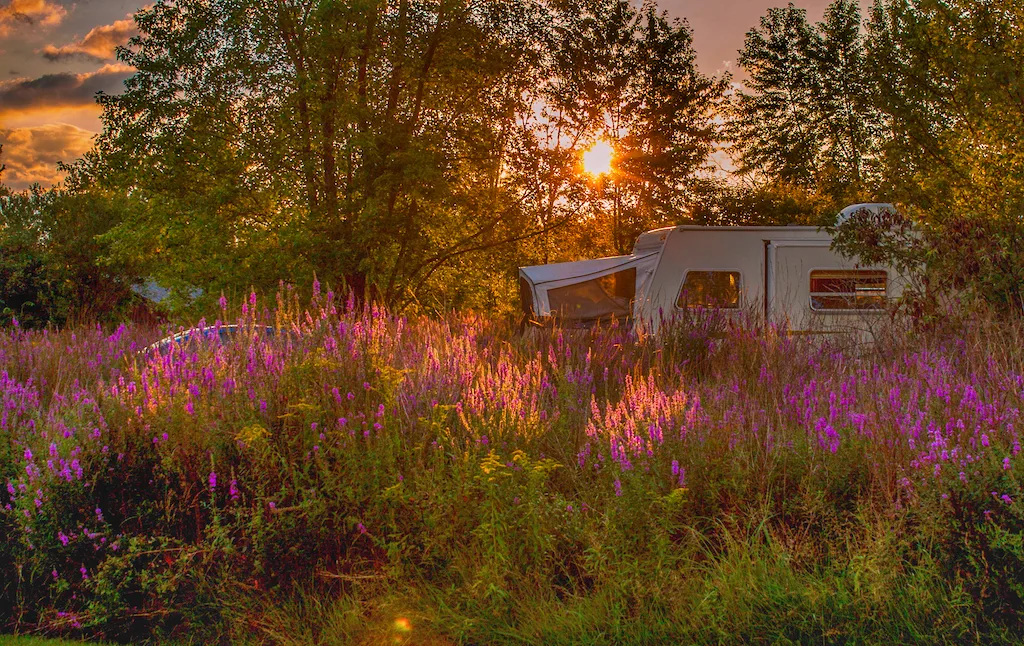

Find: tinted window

[810,270,887,311]
[677,271,741,309]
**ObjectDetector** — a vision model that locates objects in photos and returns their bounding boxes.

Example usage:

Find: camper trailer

[518,203,904,333]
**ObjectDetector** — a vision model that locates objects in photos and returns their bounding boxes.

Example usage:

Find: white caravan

[518,204,904,333]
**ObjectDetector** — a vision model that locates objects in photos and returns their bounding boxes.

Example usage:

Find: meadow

[2,288,1023,644]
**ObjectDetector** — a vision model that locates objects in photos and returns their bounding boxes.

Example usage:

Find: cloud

[0,66,133,115]
[41,17,137,62]
[0,0,67,36]
[0,123,94,190]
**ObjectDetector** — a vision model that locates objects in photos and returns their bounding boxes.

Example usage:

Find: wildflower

[982,434,990,447]
[1002,494,1013,505]
[268,501,276,510]
[219,293,228,311]
[95,507,103,522]
[614,479,622,497]
[80,566,88,580]
[1004,457,1012,471]
[52,569,58,579]
[208,471,217,490]
[357,522,367,534]
[229,479,239,501]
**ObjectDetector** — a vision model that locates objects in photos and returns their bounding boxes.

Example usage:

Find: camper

[518,203,905,333]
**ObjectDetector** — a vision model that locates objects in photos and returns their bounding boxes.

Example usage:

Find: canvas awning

[519,252,661,320]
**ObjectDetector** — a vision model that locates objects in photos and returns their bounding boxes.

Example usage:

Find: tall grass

[1,288,1023,643]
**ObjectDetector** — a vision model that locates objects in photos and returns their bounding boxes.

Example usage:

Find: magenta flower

[208,471,217,490]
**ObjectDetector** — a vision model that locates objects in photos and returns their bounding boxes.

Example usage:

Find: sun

[582,140,614,176]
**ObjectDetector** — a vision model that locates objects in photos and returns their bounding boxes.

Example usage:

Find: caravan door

[767,240,889,332]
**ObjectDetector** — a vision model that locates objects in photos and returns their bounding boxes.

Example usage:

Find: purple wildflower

[208,471,217,490]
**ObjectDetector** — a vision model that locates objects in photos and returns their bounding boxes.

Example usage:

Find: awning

[519,251,661,319]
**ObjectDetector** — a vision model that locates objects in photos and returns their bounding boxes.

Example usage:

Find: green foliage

[866,0,1024,313]
[729,1,881,199]
[0,186,137,328]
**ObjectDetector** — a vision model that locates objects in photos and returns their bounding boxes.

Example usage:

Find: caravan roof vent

[834,203,897,227]
[632,227,673,255]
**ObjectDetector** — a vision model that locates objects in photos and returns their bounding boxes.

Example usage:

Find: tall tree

[506,0,726,258]
[730,3,820,187]
[80,0,545,309]
[729,1,881,207]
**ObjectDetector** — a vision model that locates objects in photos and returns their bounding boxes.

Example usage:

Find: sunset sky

[0,0,851,191]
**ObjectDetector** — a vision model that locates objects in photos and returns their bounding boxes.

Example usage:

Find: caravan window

[810,270,887,311]
[676,271,741,309]
[548,267,636,320]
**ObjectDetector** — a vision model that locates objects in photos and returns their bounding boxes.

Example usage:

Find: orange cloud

[0,66,133,116]
[41,17,137,62]
[0,123,94,190]
[0,0,66,36]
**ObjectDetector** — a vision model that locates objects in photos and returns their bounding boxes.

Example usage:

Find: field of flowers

[2,287,1024,643]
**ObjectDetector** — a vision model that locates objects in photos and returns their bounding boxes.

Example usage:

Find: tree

[81,0,546,310]
[0,179,135,327]
[505,0,726,259]
[728,1,881,207]
[866,0,1024,312]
